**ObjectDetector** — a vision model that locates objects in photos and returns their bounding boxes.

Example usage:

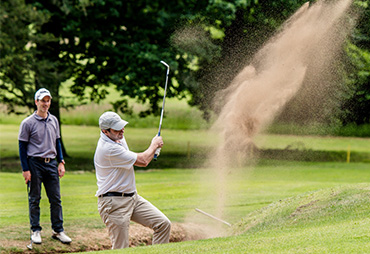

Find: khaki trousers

[98,193,171,249]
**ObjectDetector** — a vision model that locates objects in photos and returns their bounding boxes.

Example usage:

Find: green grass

[255,134,370,162]
[1,122,370,253]
[1,89,369,136]
[1,162,370,253]
[255,133,370,153]
[267,122,370,138]
[58,97,212,130]
[1,124,369,173]
[0,124,219,171]
[0,93,211,130]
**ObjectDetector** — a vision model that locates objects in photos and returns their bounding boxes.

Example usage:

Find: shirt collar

[33,111,50,121]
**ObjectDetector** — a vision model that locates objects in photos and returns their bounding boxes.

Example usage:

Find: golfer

[94,111,171,249]
[18,88,72,244]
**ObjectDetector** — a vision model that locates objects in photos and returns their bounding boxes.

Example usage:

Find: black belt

[30,157,55,163]
[99,192,135,198]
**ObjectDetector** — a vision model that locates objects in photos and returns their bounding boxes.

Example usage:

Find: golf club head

[160,60,169,69]
[27,243,32,250]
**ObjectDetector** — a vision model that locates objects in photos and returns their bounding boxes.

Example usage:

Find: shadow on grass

[1,149,369,173]
[260,149,370,163]
[0,153,206,173]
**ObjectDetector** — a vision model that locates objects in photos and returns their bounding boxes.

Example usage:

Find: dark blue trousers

[28,157,64,233]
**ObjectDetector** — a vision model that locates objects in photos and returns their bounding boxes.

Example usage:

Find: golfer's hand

[58,162,65,178]
[152,135,164,148]
[23,171,31,184]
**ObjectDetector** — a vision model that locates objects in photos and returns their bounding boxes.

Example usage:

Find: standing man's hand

[23,170,31,184]
[58,161,66,178]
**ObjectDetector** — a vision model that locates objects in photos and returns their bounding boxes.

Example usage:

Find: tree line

[1,0,369,127]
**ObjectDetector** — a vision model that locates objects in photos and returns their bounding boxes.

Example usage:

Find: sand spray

[180,0,356,238]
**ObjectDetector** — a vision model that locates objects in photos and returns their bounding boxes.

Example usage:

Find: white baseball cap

[35,88,52,100]
[99,111,128,130]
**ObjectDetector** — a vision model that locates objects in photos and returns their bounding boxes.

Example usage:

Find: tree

[25,0,209,116]
[340,0,370,125]
[172,0,370,125]
[5,0,311,119]
[341,43,370,125]
[171,0,313,120]
[276,0,370,126]
[0,0,51,113]
[0,0,71,155]
[2,0,368,129]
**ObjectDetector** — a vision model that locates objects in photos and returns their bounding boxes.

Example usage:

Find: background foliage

[0,0,369,127]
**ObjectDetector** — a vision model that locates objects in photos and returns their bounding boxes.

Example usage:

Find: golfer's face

[35,96,51,114]
[107,128,124,141]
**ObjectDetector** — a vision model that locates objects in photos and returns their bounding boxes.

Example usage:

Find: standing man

[18,88,72,245]
[94,111,171,249]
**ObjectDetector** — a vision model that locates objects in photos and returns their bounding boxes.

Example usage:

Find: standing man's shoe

[52,231,72,244]
[31,230,42,244]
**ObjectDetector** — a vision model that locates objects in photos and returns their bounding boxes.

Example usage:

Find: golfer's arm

[134,144,157,167]
[19,140,30,172]
[56,138,64,164]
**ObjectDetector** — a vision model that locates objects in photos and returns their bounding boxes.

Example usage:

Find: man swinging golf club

[94,111,171,249]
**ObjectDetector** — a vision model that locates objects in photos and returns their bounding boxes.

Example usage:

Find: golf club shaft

[154,61,170,160]
[195,208,232,227]
[157,61,169,135]
[27,181,33,250]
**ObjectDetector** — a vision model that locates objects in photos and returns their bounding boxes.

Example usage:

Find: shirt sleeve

[56,138,64,162]
[19,141,29,172]
[54,115,61,139]
[108,145,137,170]
[18,120,30,142]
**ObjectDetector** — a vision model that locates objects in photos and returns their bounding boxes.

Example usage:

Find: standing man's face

[103,128,125,142]
[35,96,51,114]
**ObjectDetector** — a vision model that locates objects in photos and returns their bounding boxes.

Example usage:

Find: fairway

[1,124,370,253]
[1,160,370,253]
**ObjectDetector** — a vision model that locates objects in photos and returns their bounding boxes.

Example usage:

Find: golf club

[26,181,32,250]
[154,60,170,161]
[195,208,232,227]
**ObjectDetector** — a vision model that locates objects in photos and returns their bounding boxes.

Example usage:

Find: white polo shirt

[94,131,138,197]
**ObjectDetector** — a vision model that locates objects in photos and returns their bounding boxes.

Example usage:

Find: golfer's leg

[98,197,134,249]
[131,195,171,244]
[43,161,63,232]
[28,159,43,232]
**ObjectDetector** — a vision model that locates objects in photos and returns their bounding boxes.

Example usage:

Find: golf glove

[155,148,161,157]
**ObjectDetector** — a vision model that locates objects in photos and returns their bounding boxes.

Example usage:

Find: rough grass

[232,184,370,235]
[0,97,211,130]
[85,184,370,254]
